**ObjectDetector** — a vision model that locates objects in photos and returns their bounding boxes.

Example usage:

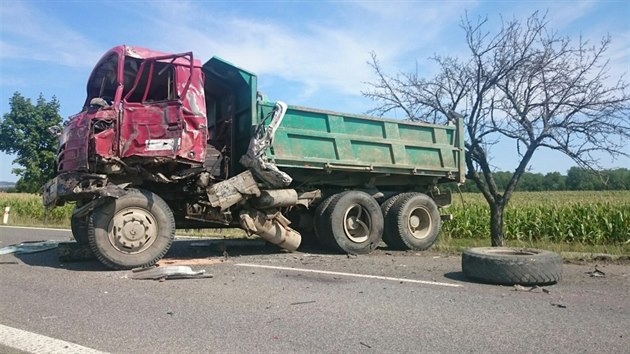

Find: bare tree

[363,12,630,246]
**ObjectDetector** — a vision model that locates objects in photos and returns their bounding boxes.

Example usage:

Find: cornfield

[442,191,630,245]
[0,191,628,245]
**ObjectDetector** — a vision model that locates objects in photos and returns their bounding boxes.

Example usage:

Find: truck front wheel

[319,191,383,254]
[87,189,175,270]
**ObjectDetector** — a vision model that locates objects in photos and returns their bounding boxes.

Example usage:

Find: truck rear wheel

[380,193,410,247]
[87,189,175,270]
[319,191,383,254]
[313,192,346,246]
[385,193,440,250]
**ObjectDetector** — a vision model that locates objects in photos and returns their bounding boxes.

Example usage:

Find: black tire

[385,193,441,250]
[313,192,347,245]
[87,189,175,270]
[70,209,89,244]
[319,191,383,254]
[380,193,409,247]
[462,247,562,285]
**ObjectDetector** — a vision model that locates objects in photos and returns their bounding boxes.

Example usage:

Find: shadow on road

[443,271,480,284]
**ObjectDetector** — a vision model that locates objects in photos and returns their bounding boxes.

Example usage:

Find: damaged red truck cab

[56,46,207,176]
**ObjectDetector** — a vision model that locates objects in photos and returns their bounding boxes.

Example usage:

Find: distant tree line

[451,167,630,192]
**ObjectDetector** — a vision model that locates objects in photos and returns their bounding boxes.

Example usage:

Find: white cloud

[134,1,469,101]
[0,1,100,67]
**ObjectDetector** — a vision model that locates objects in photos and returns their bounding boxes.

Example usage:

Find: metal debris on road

[0,240,60,255]
[586,268,606,277]
[131,265,213,280]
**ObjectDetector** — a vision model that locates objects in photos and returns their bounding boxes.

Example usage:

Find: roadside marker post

[3,206,9,224]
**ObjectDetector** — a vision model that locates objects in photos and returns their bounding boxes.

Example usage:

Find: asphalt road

[0,226,628,353]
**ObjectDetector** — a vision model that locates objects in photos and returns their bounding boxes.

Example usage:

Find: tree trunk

[490,204,505,247]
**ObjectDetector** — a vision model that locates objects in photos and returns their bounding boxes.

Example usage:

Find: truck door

[119,54,193,160]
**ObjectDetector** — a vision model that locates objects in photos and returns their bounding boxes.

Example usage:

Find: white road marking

[0,323,108,354]
[235,263,462,288]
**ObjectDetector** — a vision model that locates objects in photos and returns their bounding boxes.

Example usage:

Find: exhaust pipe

[239,210,301,251]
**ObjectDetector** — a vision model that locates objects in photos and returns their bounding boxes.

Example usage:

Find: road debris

[360,342,372,349]
[0,240,60,255]
[551,302,567,309]
[131,265,213,280]
[289,300,316,306]
[586,267,606,278]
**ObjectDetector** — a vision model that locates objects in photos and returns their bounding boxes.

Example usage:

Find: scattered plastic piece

[0,240,60,255]
[131,265,213,280]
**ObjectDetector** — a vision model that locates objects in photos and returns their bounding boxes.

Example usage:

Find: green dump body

[203,56,465,190]
[256,102,465,189]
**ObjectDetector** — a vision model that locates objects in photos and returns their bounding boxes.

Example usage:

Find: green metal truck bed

[257,102,465,188]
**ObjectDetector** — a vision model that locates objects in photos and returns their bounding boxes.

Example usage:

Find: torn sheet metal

[131,265,213,280]
[0,241,60,255]
[206,170,261,210]
[240,101,292,188]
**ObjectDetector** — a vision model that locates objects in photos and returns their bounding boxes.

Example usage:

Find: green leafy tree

[0,92,62,193]
[542,172,566,191]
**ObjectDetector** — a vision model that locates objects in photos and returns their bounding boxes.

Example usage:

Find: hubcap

[108,207,158,254]
[407,206,431,240]
[342,204,371,243]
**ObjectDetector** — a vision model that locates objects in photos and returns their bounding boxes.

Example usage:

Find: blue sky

[1,0,628,182]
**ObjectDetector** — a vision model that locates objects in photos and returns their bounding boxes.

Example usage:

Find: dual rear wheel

[314,191,441,254]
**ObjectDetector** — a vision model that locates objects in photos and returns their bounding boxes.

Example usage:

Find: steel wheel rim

[107,207,158,254]
[407,206,431,240]
[342,204,371,243]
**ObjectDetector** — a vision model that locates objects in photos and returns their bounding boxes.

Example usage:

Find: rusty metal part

[296,190,322,208]
[252,189,298,209]
[42,172,126,207]
[206,170,260,211]
[239,210,301,251]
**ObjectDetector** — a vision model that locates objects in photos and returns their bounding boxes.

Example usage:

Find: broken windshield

[86,53,118,107]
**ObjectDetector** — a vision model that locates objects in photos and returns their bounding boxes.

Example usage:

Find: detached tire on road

[462,247,562,285]
[319,191,383,254]
[88,189,175,270]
